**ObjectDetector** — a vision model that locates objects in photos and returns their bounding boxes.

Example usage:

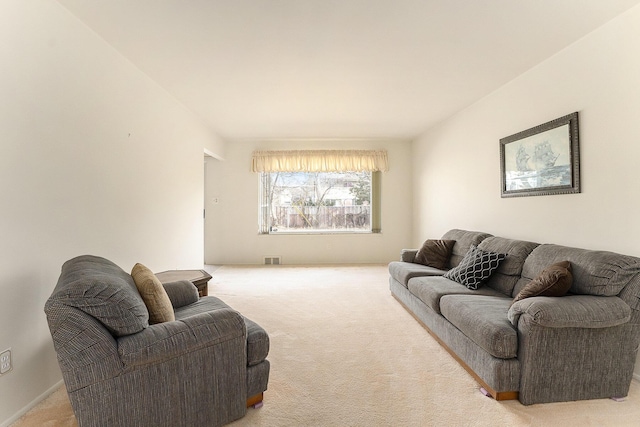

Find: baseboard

[0,380,64,427]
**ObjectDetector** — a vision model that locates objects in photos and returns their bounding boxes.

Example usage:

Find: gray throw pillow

[443,245,506,290]
[414,239,456,270]
[512,261,573,304]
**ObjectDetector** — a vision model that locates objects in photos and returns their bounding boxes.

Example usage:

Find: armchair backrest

[45,255,149,337]
[44,255,149,391]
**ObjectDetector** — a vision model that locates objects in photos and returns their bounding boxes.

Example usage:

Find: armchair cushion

[162,280,200,308]
[131,263,175,324]
[118,308,245,367]
[176,297,271,368]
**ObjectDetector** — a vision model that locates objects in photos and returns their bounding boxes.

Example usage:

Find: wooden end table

[155,269,212,297]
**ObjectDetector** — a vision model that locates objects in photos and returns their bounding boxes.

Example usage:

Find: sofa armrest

[508,295,631,328]
[513,295,636,404]
[401,249,418,262]
[118,308,246,368]
[162,280,199,308]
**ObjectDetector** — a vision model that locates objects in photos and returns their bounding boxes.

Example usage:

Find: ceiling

[56,0,640,141]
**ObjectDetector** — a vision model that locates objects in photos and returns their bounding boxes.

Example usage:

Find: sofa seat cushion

[389,261,445,288]
[407,276,506,314]
[440,295,517,359]
[175,296,269,366]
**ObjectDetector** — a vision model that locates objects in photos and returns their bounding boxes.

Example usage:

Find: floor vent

[264,256,281,265]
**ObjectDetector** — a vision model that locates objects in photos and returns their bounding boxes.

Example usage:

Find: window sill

[259,230,381,236]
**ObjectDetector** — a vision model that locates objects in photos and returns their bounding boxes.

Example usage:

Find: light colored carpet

[13,265,640,426]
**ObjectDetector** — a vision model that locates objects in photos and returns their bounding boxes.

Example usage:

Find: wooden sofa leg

[247,393,264,408]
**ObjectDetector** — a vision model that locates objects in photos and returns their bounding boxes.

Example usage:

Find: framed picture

[500,112,580,198]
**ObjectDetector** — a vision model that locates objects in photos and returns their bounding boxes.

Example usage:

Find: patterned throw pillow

[443,245,506,290]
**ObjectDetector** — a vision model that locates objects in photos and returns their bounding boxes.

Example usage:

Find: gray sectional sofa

[389,229,640,405]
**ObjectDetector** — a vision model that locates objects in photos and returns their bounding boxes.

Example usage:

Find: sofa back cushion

[512,260,573,303]
[441,229,492,269]
[443,245,506,290]
[47,255,149,336]
[478,237,539,296]
[515,244,640,297]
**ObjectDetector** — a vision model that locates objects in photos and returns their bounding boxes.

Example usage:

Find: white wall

[205,140,412,265]
[4,2,637,423]
[0,1,225,424]
[412,5,640,372]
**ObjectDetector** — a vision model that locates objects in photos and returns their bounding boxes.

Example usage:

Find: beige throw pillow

[131,263,175,324]
[512,261,573,304]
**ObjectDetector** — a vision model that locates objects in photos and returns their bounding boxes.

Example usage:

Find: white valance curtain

[251,150,389,173]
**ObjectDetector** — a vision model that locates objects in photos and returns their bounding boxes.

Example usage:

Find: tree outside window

[260,171,372,233]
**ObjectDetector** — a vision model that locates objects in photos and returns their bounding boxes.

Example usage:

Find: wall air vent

[263,256,281,265]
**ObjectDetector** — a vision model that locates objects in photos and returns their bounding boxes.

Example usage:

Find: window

[259,171,381,234]
[253,149,387,235]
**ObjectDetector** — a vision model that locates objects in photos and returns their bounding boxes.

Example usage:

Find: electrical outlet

[0,349,12,375]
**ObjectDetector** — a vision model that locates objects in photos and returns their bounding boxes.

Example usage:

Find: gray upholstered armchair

[45,255,270,427]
